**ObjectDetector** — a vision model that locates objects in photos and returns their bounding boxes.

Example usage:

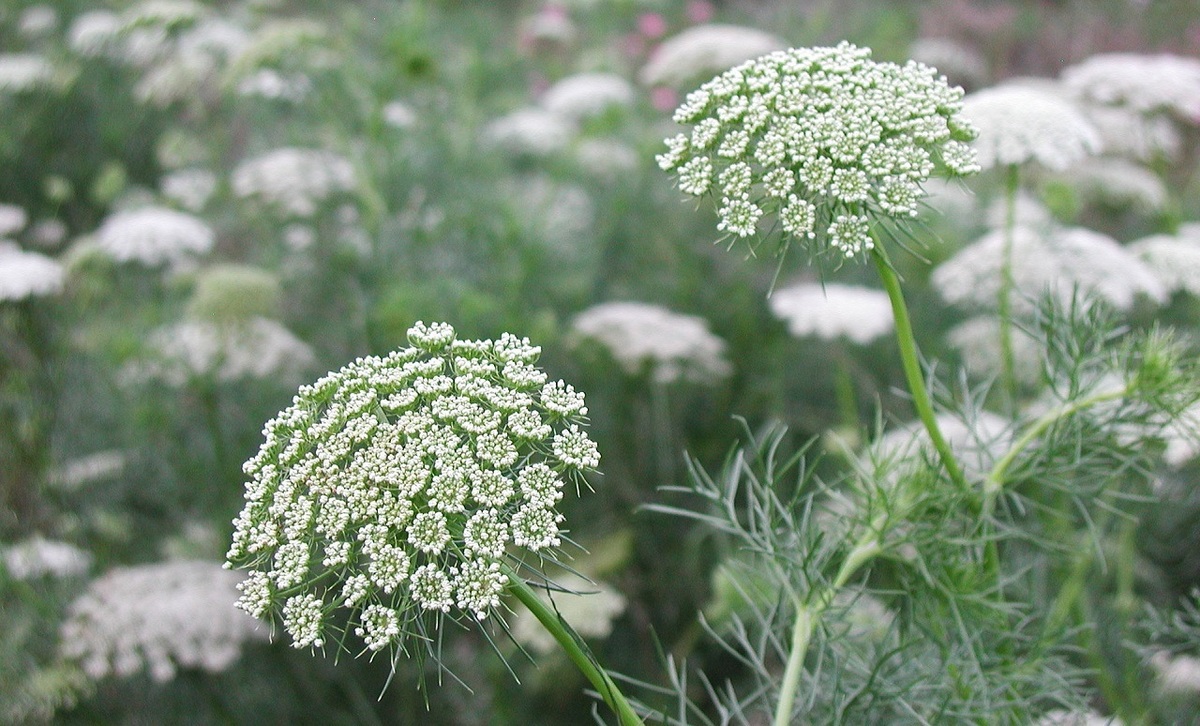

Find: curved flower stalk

[658,40,976,488]
[225,321,640,725]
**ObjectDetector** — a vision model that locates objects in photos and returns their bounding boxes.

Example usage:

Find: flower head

[226,322,600,654]
[231,148,357,218]
[540,72,635,122]
[768,282,893,344]
[0,54,55,94]
[1130,230,1200,297]
[1062,52,1200,120]
[638,24,786,89]
[58,561,266,683]
[659,41,978,260]
[0,242,64,301]
[569,301,732,383]
[963,83,1102,171]
[93,206,214,267]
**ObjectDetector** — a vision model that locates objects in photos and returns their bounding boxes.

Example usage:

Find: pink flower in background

[649,86,677,112]
[620,32,647,59]
[638,13,668,39]
[686,1,715,24]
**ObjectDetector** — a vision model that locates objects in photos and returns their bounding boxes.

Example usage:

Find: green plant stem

[981,384,1130,515]
[503,565,643,726]
[997,164,1020,412]
[870,245,966,491]
[773,532,883,726]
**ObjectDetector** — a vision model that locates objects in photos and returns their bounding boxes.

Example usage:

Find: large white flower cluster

[658,42,979,259]
[129,317,315,386]
[231,148,357,218]
[963,83,1102,171]
[3,537,92,580]
[226,322,601,654]
[93,206,214,267]
[58,561,265,683]
[0,53,55,94]
[570,301,732,383]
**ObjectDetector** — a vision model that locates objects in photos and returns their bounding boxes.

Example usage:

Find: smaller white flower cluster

[658,42,978,259]
[127,317,315,386]
[231,147,357,218]
[638,23,787,89]
[3,537,92,580]
[0,242,64,301]
[58,561,266,683]
[226,322,600,655]
[570,301,732,384]
[1130,224,1200,298]
[93,206,214,267]
[768,282,893,344]
[0,53,55,94]
[1062,52,1200,120]
[509,573,627,654]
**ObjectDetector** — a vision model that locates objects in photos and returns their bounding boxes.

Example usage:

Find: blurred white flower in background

[129,317,315,386]
[1035,710,1124,726]
[1062,52,1200,120]
[0,204,28,237]
[933,225,1166,313]
[235,69,312,102]
[1129,227,1200,298]
[0,242,64,301]
[768,282,894,344]
[58,561,266,683]
[509,573,627,654]
[540,72,636,122]
[231,148,357,217]
[1057,157,1167,212]
[983,190,1056,230]
[382,99,417,128]
[119,0,207,32]
[574,138,640,181]
[909,37,989,89]
[638,24,786,88]
[93,206,215,267]
[160,168,218,212]
[67,10,122,57]
[1081,103,1183,163]
[17,5,58,38]
[963,83,1102,171]
[0,54,55,94]
[876,410,1012,479]
[3,537,92,580]
[47,450,128,491]
[482,107,576,157]
[1150,651,1200,694]
[570,301,731,383]
[946,316,1043,387]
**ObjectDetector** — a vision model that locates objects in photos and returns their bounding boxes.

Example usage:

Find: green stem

[997,164,1020,412]
[772,532,883,726]
[870,245,966,491]
[981,385,1129,515]
[503,565,643,726]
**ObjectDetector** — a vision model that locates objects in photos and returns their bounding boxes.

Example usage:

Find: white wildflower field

[2,1,1200,724]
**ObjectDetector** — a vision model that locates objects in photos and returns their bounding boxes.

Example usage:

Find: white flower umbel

[0,53,55,94]
[1082,104,1182,163]
[1150,651,1200,695]
[67,10,122,57]
[570,301,732,383]
[1130,231,1200,297]
[130,317,314,386]
[933,224,1167,314]
[0,242,64,301]
[1062,52,1200,119]
[231,148,357,218]
[226,321,601,652]
[58,561,266,683]
[3,537,92,580]
[0,204,28,237]
[768,282,893,344]
[963,83,1102,171]
[946,316,1043,387]
[540,72,635,122]
[1053,157,1167,213]
[875,410,1013,481]
[160,168,218,212]
[639,24,787,88]
[658,41,979,259]
[481,107,575,158]
[93,206,214,267]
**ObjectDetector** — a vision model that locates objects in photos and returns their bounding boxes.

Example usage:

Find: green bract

[658,41,980,258]
[225,322,599,654]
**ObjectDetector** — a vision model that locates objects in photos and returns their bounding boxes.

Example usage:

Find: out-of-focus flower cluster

[226,322,600,654]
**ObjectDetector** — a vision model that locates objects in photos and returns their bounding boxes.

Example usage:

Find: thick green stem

[503,565,643,726]
[997,164,1020,412]
[870,245,966,490]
